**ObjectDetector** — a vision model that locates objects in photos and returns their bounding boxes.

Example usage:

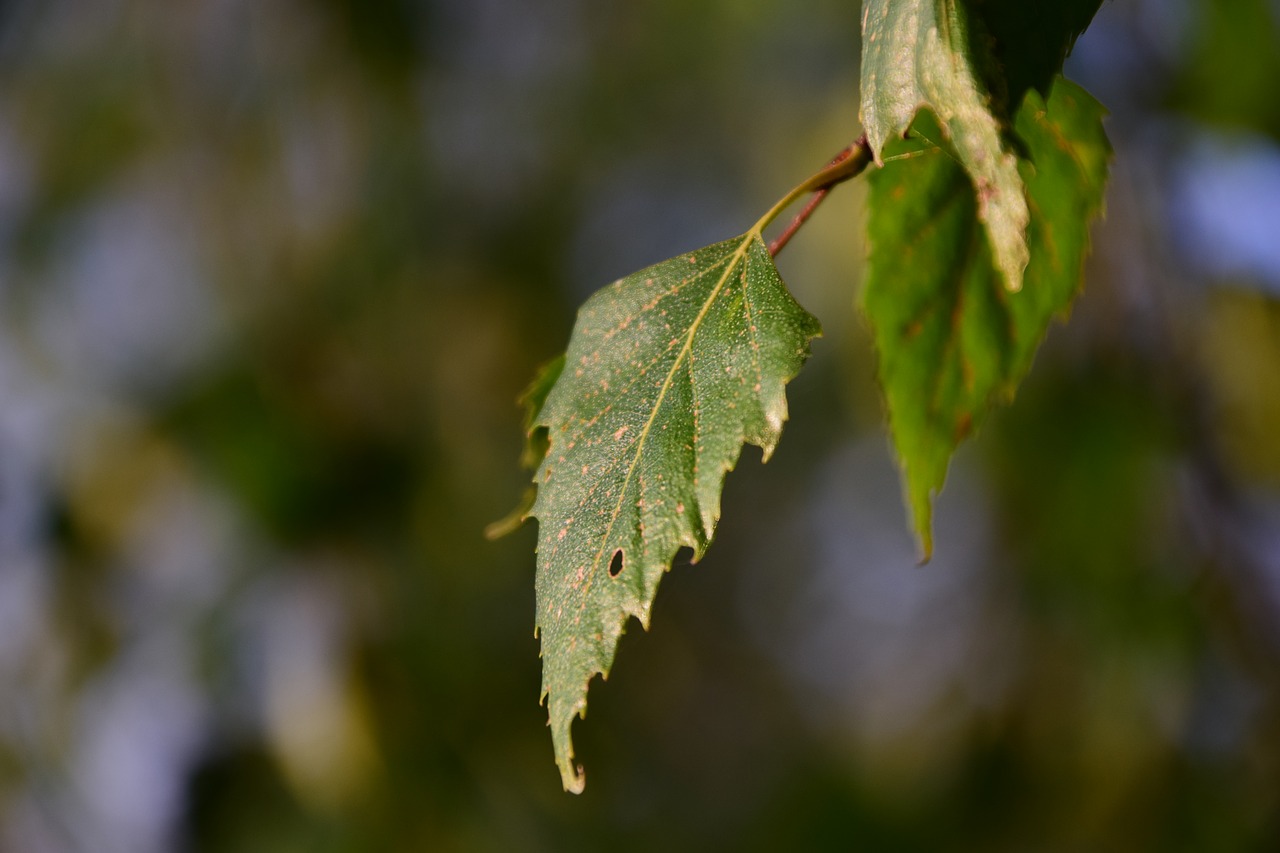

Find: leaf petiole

[757,135,873,256]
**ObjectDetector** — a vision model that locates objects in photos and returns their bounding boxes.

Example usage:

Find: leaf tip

[916,531,934,565]
[562,764,586,795]
[904,472,936,565]
[550,694,590,793]
[912,512,935,565]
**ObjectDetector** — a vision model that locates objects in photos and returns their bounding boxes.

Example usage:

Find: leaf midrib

[584,236,756,590]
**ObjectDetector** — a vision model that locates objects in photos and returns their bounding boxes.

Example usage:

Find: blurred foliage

[1171,0,1280,137]
[0,0,1278,850]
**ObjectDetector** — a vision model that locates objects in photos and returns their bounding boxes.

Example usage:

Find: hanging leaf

[860,0,1030,293]
[486,354,565,540]
[863,78,1111,557]
[529,234,819,791]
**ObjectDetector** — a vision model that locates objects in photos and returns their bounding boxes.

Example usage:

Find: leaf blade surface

[864,78,1111,555]
[531,234,819,791]
[860,0,1030,292]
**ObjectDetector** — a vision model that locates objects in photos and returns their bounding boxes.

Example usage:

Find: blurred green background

[2,0,1279,850]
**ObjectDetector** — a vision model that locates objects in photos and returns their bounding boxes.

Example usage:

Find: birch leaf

[860,0,1030,292]
[530,234,819,792]
[864,78,1111,556]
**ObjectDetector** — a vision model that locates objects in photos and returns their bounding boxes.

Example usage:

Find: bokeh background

[2,0,1280,849]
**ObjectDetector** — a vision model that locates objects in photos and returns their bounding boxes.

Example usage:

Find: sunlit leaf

[860,0,1030,293]
[530,234,819,791]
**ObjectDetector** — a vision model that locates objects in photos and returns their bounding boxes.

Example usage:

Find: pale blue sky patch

[1172,131,1280,292]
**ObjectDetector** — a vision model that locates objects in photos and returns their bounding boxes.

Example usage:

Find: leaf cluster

[499,0,1112,791]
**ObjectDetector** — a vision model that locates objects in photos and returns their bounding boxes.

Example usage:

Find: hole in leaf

[609,550,624,578]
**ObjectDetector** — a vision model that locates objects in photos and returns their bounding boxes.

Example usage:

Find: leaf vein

[582,237,754,597]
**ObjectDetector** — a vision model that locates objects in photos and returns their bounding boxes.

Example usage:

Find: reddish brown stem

[769,135,871,258]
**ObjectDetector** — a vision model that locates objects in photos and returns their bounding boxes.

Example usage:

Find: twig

[769,135,871,258]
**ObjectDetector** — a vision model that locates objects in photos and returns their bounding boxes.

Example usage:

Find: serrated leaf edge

[531,234,818,793]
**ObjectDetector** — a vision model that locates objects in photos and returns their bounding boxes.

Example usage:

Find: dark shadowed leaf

[486,354,566,540]
[966,0,1103,113]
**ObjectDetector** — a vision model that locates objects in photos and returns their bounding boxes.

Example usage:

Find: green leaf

[530,234,819,792]
[965,0,1103,113]
[486,354,565,540]
[863,77,1111,557]
[860,0,1030,293]
[518,355,565,470]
